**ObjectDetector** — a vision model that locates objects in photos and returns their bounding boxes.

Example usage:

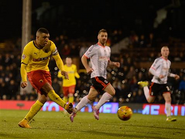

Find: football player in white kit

[70,29,120,122]
[138,46,179,122]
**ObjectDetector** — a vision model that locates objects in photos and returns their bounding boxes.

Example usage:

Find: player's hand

[21,81,27,88]
[175,74,180,80]
[61,71,69,79]
[86,67,94,74]
[159,75,164,79]
[114,62,120,68]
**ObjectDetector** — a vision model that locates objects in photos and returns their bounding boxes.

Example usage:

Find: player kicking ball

[18,28,73,128]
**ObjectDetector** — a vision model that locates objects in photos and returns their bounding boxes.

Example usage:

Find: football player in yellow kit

[58,57,80,103]
[18,28,73,128]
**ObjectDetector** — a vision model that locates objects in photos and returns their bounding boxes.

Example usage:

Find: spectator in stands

[4,53,13,66]
[138,34,146,48]
[130,76,139,92]
[148,52,155,62]
[126,66,136,80]
[137,71,145,82]
[61,44,71,58]
[79,43,88,57]
[135,89,147,103]
[179,75,185,104]
[146,33,155,47]
[7,79,18,100]
[129,91,137,103]
[0,54,4,66]
[119,83,130,100]
[70,44,79,57]
[129,30,139,48]
[52,78,61,96]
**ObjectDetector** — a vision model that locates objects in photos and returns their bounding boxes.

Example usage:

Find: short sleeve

[84,45,96,58]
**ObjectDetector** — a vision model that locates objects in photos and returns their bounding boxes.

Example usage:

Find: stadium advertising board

[143,104,185,116]
[0,101,184,116]
[0,101,118,113]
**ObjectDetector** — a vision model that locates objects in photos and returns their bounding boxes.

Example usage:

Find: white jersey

[149,56,173,84]
[84,43,111,79]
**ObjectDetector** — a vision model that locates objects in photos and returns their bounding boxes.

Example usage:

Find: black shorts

[91,77,110,93]
[149,82,171,97]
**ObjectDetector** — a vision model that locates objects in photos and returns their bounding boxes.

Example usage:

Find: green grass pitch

[0,110,185,139]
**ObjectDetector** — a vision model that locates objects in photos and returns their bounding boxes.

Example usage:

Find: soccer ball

[117,106,133,121]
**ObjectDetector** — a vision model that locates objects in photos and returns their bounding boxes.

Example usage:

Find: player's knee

[87,95,95,101]
[147,100,153,103]
[42,83,53,93]
[69,93,73,97]
[38,97,47,104]
[165,98,171,103]
[110,88,116,96]
[147,98,154,103]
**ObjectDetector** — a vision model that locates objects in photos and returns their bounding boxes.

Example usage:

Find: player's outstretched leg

[64,103,73,114]
[48,90,73,114]
[138,81,152,102]
[69,96,91,122]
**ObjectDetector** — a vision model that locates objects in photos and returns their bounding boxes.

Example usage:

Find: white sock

[95,92,112,109]
[143,86,150,100]
[75,96,90,112]
[165,102,171,117]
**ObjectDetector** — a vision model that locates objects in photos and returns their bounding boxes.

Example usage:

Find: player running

[138,46,179,122]
[70,29,120,122]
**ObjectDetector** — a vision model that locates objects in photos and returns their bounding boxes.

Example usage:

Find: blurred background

[0,0,185,106]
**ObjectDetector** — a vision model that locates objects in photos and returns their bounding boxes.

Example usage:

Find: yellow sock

[69,96,74,103]
[24,100,43,122]
[48,90,66,108]
[63,96,68,103]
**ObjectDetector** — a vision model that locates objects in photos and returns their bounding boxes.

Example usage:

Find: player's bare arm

[61,70,69,79]
[108,60,120,68]
[81,55,94,74]
[174,74,180,80]
[159,75,165,79]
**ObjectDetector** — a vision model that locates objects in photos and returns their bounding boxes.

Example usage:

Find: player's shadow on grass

[126,124,185,131]
[82,130,168,139]
[0,132,26,139]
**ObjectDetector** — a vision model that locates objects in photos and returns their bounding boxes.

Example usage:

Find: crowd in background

[0,30,185,105]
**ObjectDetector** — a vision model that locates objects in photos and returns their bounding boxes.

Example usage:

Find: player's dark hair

[37,28,49,34]
[162,46,169,49]
[98,29,107,34]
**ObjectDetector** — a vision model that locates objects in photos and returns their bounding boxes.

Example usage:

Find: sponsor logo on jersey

[33,56,49,61]
[99,56,109,61]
